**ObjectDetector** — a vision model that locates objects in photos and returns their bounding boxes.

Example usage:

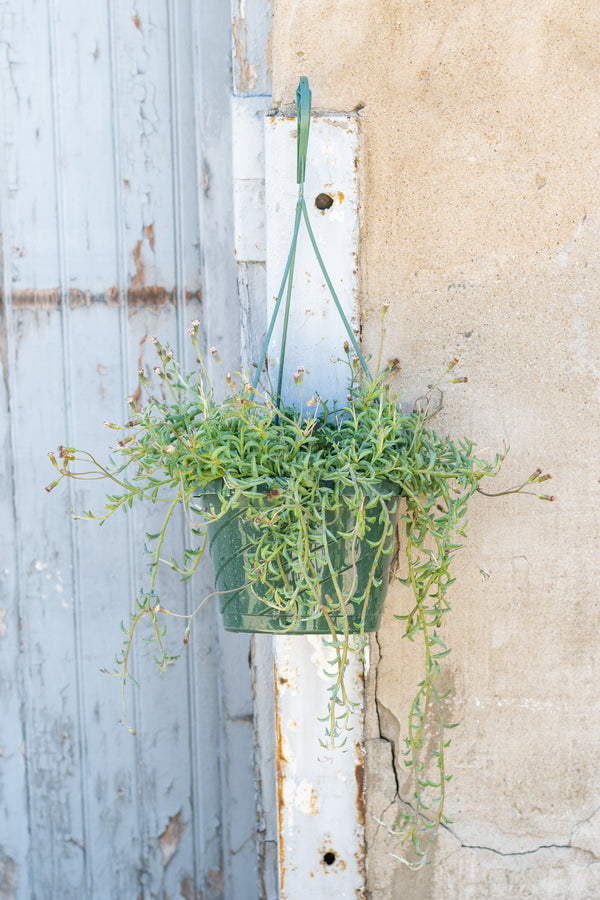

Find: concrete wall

[269,2,600,897]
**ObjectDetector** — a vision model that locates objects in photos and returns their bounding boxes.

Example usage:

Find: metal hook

[296,76,312,186]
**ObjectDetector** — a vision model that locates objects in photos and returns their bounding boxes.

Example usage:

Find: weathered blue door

[0,1,258,897]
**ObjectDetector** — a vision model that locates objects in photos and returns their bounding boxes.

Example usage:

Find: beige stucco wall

[270,2,600,897]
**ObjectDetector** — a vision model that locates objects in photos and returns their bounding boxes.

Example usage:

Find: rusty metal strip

[265,114,365,898]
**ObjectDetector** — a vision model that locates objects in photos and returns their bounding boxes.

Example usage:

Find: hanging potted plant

[47,78,553,867]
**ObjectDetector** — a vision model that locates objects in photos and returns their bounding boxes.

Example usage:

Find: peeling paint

[132,240,145,290]
[0,852,18,900]
[232,17,258,94]
[144,223,155,252]
[294,780,320,816]
[208,868,224,893]
[158,811,186,867]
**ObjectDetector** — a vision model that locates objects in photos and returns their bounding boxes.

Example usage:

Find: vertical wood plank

[0,130,31,900]
[192,1,259,896]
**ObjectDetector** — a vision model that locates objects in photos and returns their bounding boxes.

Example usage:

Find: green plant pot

[202,483,400,634]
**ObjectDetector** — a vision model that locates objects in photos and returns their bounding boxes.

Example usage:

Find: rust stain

[232,17,257,93]
[318,834,347,871]
[338,191,345,203]
[11,288,61,309]
[185,287,202,305]
[159,810,186,867]
[105,286,120,305]
[127,286,201,310]
[354,742,365,828]
[132,12,141,30]
[69,287,120,308]
[354,741,367,890]
[123,179,130,188]
[275,656,287,894]
[9,287,123,310]
[127,285,171,308]
[6,285,198,311]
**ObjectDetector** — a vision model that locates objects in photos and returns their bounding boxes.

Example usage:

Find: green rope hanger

[253,76,369,404]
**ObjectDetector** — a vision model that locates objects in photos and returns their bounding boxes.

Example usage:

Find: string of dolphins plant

[47,309,553,869]
[385,394,553,867]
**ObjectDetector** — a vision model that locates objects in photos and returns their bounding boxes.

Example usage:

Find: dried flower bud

[166,349,173,359]
[343,341,349,352]
[126,395,135,405]
[528,468,543,482]
[539,494,556,501]
[153,366,162,375]
[192,319,200,328]
[45,480,59,493]
[153,603,161,614]
[382,301,390,312]
[165,443,176,454]
[451,376,468,384]
[103,420,119,429]
[48,451,57,466]
[150,336,158,345]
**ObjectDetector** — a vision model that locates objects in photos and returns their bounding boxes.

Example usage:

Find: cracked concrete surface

[271,1,600,896]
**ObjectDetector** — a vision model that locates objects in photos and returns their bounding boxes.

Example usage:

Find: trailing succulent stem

[378,371,553,867]
[47,324,553,864]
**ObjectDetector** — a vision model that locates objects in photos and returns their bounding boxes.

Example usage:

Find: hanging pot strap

[253,77,369,400]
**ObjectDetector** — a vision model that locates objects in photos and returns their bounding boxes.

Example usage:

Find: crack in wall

[373,632,400,801]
